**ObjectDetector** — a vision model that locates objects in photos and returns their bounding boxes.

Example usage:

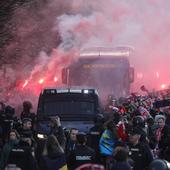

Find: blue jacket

[99,129,116,156]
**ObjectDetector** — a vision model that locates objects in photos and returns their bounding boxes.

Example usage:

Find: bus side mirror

[62,68,68,84]
[129,67,134,83]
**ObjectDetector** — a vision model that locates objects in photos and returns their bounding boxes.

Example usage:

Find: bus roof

[41,87,99,95]
[80,46,134,58]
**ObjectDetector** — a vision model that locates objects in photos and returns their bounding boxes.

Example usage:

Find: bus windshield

[44,101,95,116]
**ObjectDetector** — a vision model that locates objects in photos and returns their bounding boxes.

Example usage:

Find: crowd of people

[0,87,170,170]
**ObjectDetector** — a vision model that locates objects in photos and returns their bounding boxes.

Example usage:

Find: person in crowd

[112,146,132,170]
[20,101,36,125]
[165,109,170,128]
[7,134,38,170]
[36,115,66,165]
[128,128,153,170]
[48,116,66,150]
[146,117,157,150]
[88,114,105,164]
[19,117,38,160]
[68,132,96,170]
[4,106,15,120]
[89,114,105,136]
[154,115,170,161]
[117,116,129,142]
[99,120,119,169]
[19,118,33,134]
[112,107,122,125]
[132,115,148,144]
[104,107,121,126]
[20,128,37,158]
[104,95,116,114]
[40,134,67,170]
[0,129,20,170]
[65,128,79,158]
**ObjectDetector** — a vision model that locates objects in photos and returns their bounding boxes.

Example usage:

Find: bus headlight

[83,90,89,94]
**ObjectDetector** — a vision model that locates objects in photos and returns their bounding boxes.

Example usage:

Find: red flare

[39,78,44,84]
[54,76,58,82]
[161,84,166,89]
[22,80,28,88]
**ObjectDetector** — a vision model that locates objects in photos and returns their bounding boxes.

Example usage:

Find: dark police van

[36,87,101,139]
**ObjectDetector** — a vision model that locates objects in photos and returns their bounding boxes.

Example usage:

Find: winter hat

[155,115,166,123]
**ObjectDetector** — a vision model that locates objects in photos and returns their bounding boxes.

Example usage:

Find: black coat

[112,161,132,170]
[158,125,170,159]
[128,142,153,170]
[68,144,95,170]
[7,141,38,170]
[51,126,66,150]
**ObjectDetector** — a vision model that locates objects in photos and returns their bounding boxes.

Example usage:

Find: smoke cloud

[57,0,170,91]
[1,0,170,112]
